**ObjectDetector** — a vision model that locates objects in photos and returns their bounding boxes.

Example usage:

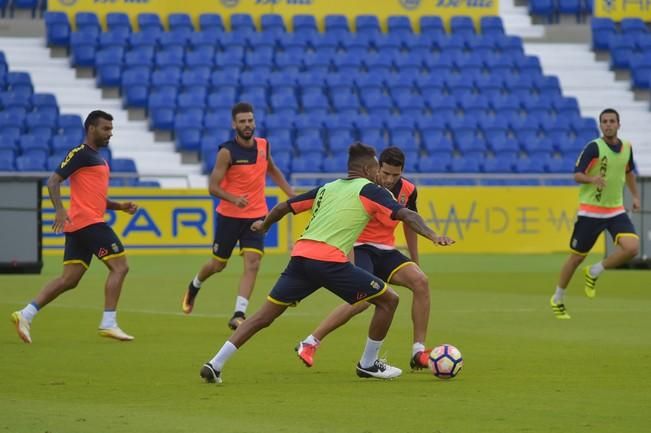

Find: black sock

[188,281,200,297]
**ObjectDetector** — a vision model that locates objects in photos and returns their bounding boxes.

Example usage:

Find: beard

[237,128,255,140]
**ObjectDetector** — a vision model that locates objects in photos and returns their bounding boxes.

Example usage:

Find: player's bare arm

[574,171,606,188]
[267,155,296,198]
[208,148,248,208]
[107,200,138,214]
[403,224,420,264]
[626,171,641,211]
[46,172,70,233]
[251,201,292,234]
[395,208,454,246]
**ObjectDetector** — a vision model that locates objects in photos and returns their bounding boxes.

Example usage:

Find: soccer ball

[428,344,463,379]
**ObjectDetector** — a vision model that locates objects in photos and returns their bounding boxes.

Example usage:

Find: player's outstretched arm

[251,201,292,234]
[107,200,138,215]
[395,208,455,246]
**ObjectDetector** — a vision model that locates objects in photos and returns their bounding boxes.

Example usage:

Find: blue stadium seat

[451,156,482,173]
[199,14,225,32]
[387,15,413,36]
[418,153,452,173]
[558,0,582,20]
[322,155,348,172]
[419,16,445,36]
[292,154,323,172]
[15,154,46,171]
[51,134,78,154]
[324,14,350,33]
[292,14,318,34]
[169,13,194,33]
[174,112,203,152]
[480,16,505,36]
[355,15,381,36]
[529,0,555,22]
[107,12,131,34]
[450,16,475,36]
[591,17,616,51]
[138,13,163,33]
[75,12,100,37]
[421,130,454,154]
[261,13,286,35]
[231,13,256,33]
[44,12,70,47]
[621,18,648,36]
[111,158,137,173]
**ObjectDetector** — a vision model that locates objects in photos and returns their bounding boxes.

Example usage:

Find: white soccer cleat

[10,311,32,344]
[98,326,134,341]
[356,359,402,379]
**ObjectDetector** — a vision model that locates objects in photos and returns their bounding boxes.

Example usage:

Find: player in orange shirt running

[182,102,295,329]
[11,110,137,343]
[295,147,440,369]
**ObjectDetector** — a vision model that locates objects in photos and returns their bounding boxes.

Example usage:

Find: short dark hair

[348,142,376,171]
[599,108,620,123]
[84,110,113,131]
[232,102,254,120]
[379,146,405,169]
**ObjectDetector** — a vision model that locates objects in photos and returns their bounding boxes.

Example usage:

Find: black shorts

[212,212,265,261]
[268,256,388,306]
[570,213,637,254]
[63,222,125,268]
[353,244,415,283]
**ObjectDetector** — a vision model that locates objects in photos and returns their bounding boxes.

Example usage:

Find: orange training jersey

[216,137,269,218]
[55,144,110,233]
[356,177,417,248]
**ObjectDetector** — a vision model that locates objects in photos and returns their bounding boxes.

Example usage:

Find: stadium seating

[0,47,145,183]
[34,11,593,184]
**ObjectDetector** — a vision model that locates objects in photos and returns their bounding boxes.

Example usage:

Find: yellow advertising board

[42,187,290,255]
[42,186,600,255]
[50,0,498,31]
[292,186,602,254]
[594,0,651,21]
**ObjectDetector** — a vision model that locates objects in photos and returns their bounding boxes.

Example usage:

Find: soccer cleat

[10,311,32,344]
[200,363,222,384]
[583,267,598,299]
[549,296,571,319]
[295,341,318,367]
[98,326,134,341]
[227,312,246,330]
[356,359,402,379]
[409,350,431,370]
[182,281,200,314]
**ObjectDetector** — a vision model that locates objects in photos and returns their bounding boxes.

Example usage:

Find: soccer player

[198,143,454,384]
[295,146,438,370]
[550,108,640,319]
[10,110,137,343]
[181,102,294,329]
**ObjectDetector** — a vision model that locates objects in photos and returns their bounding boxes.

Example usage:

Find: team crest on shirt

[111,243,119,253]
[398,193,407,205]
[97,248,108,258]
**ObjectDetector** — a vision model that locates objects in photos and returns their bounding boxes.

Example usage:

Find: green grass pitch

[1,253,650,433]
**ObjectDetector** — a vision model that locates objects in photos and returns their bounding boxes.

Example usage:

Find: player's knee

[244,256,262,273]
[112,261,129,276]
[211,259,227,272]
[385,289,400,310]
[411,273,430,294]
[623,240,640,258]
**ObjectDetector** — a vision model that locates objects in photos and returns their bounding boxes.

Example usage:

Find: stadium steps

[525,42,651,175]
[1,37,204,188]
[499,0,545,39]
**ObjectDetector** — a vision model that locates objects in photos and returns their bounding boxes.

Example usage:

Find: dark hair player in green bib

[550,108,641,319]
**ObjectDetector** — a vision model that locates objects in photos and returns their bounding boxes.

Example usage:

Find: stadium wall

[49,0,498,31]
[41,186,604,255]
[594,0,651,21]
